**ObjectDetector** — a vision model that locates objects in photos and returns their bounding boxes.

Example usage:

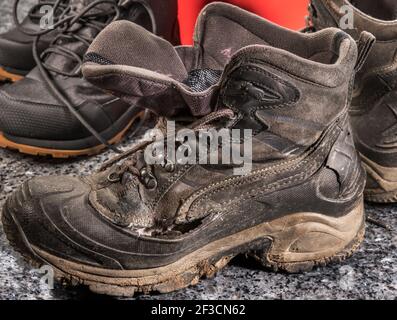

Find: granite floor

[0,0,396,300]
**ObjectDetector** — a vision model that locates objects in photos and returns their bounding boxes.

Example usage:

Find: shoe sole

[0,112,144,158]
[2,199,365,297]
[361,153,397,203]
[0,67,24,82]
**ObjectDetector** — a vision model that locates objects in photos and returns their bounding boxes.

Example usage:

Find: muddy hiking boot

[307,0,397,203]
[3,3,368,296]
[0,0,71,82]
[0,0,180,158]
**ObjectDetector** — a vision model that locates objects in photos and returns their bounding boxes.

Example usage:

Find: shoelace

[13,0,157,154]
[100,109,237,189]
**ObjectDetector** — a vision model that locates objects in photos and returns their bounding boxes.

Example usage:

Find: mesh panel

[84,52,114,65]
[318,168,340,199]
[0,93,77,139]
[183,69,222,92]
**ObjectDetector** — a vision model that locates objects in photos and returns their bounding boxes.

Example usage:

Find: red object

[178,0,310,45]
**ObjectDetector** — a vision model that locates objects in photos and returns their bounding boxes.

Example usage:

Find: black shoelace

[12,0,143,153]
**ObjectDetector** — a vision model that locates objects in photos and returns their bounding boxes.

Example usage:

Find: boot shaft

[219,41,356,161]
[309,0,397,111]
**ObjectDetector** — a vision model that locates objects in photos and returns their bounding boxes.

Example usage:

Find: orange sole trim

[0,67,24,82]
[0,112,144,158]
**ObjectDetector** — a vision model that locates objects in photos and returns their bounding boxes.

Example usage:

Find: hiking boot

[0,0,70,82]
[3,3,366,296]
[0,0,180,158]
[307,0,397,203]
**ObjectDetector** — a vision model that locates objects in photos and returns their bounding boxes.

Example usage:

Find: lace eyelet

[107,172,120,182]
[145,178,158,190]
[140,168,158,190]
[165,163,175,173]
[140,168,148,177]
[162,160,175,173]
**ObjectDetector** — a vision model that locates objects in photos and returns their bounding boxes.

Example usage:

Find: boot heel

[250,200,365,273]
[361,154,397,203]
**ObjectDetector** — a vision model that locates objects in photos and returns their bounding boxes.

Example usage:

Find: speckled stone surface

[0,0,396,300]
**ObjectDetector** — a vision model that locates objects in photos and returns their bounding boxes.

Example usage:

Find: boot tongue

[44,0,118,75]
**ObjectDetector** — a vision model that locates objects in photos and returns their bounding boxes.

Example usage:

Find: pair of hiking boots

[0,0,395,296]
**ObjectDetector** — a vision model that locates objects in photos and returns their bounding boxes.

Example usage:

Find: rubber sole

[361,154,397,203]
[0,112,144,158]
[0,67,23,82]
[2,199,365,297]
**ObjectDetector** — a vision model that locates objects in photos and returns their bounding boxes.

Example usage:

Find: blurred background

[178,0,310,44]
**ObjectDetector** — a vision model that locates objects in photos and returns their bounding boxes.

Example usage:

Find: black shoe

[0,0,70,82]
[0,0,180,157]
